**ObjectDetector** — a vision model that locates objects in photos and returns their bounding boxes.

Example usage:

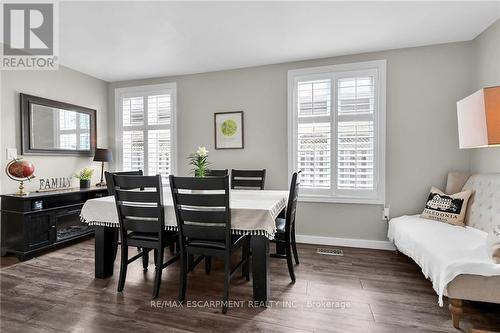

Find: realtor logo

[1,2,58,69]
[4,3,53,55]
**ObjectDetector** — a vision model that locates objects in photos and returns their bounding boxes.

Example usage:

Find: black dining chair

[108,173,178,298]
[231,169,266,190]
[105,170,151,268]
[199,169,229,272]
[270,171,300,282]
[206,169,229,177]
[105,170,143,196]
[169,175,250,314]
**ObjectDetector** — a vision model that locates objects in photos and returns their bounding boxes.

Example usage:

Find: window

[115,83,177,180]
[55,110,90,150]
[288,61,386,204]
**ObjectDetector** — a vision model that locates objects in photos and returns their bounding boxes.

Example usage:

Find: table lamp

[93,148,113,186]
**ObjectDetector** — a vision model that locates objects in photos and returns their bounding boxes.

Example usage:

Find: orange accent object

[484,86,500,144]
[457,86,500,148]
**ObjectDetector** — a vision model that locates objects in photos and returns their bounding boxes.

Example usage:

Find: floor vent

[317,247,344,256]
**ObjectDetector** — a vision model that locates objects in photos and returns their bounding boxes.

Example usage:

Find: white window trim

[287,60,386,205]
[114,82,178,179]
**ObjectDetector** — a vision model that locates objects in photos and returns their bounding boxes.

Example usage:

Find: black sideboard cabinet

[1,187,108,260]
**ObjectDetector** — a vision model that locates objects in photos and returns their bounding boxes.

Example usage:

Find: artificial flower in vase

[188,146,211,177]
[74,167,94,188]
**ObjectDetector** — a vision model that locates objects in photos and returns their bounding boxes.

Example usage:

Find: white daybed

[388,173,500,329]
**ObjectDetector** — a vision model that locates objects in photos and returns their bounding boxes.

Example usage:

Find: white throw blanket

[388,215,500,306]
[486,224,500,264]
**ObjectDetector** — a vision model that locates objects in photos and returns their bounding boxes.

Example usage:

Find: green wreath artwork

[220,119,238,137]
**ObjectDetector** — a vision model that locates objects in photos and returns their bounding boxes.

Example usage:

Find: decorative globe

[6,158,35,181]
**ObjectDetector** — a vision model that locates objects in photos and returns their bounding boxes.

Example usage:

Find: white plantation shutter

[297,79,331,116]
[122,97,144,126]
[337,121,374,190]
[296,79,332,192]
[147,129,171,177]
[116,84,177,180]
[289,61,385,203]
[122,130,144,171]
[297,122,331,188]
[147,95,171,125]
[336,76,375,193]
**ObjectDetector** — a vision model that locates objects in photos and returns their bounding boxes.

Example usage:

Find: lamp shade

[93,148,113,162]
[457,86,500,149]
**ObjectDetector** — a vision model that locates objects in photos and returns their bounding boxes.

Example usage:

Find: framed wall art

[214,111,244,149]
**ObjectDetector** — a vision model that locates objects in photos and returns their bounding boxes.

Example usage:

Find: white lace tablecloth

[80,190,288,240]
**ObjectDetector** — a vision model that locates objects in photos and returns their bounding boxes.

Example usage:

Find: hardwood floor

[1,240,499,333]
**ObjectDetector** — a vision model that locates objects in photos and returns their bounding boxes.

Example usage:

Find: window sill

[298,194,384,205]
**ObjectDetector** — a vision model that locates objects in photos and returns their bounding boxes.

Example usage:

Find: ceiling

[58,1,500,82]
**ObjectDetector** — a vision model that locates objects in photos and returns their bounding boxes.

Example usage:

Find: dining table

[80,189,288,303]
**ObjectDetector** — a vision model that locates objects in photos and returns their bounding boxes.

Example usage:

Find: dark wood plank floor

[1,240,499,333]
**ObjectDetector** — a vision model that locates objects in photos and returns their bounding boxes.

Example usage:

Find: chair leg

[142,249,149,272]
[112,229,119,262]
[117,245,128,292]
[285,241,296,283]
[291,225,299,265]
[222,254,230,314]
[188,254,194,272]
[179,251,187,303]
[242,238,250,281]
[153,247,164,298]
[154,249,158,266]
[205,256,212,274]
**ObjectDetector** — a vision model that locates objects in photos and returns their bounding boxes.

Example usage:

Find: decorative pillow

[445,171,470,195]
[486,224,500,264]
[421,187,472,226]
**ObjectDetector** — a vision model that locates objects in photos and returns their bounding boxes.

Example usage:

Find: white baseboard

[295,234,396,251]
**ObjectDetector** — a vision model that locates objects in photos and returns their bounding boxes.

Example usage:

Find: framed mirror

[21,94,97,156]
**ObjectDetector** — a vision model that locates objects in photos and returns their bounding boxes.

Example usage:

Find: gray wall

[109,41,473,241]
[2,29,492,243]
[0,66,109,194]
[470,19,500,173]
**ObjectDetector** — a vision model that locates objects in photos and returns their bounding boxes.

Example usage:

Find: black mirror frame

[20,93,97,156]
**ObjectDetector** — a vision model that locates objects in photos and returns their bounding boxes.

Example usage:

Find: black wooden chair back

[270,171,301,282]
[105,170,143,196]
[231,169,266,190]
[169,175,231,248]
[206,169,229,177]
[109,174,164,237]
[285,172,300,234]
